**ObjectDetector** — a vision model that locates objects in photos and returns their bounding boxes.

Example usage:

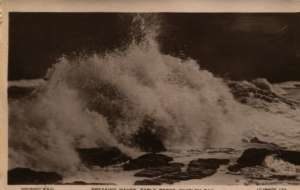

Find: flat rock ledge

[123,153,173,170]
[77,147,131,167]
[8,168,62,185]
[60,181,116,185]
[134,158,230,185]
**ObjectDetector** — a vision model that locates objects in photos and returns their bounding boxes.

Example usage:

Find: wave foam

[8,15,300,174]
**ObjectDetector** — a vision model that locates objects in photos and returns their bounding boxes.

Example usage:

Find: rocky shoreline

[8,139,300,185]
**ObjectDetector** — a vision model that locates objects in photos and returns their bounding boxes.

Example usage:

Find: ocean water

[8,14,300,184]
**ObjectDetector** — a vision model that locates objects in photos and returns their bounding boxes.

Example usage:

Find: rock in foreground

[228,148,300,173]
[61,181,115,185]
[237,148,274,167]
[77,147,130,167]
[8,168,62,184]
[134,158,230,185]
[134,163,184,177]
[279,150,300,165]
[134,179,162,185]
[187,158,230,179]
[123,153,173,170]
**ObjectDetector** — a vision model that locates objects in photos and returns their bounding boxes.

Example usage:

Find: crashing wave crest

[9,15,300,174]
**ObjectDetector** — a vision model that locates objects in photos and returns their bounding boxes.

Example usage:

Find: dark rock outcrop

[134,179,162,185]
[237,148,274,167]
[61,181,116,185]
[77,147,130,167]
[133,158,230,185]
[186,158,230,179]
[159,172,192,181]
[278,150,300,165]
[132,117,166,153]
[188,158,230,170]
[228,148,300,173]
[123,153,173,170]
[8,168,62,184]
[228,148,274,172]
[134,163,184,177]
[236,148,300,167]
[227,164,243,172]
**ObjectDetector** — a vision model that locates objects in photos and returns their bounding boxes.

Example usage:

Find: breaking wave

[8,15,300,175]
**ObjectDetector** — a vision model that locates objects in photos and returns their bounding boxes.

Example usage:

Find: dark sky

[8,13,300,82]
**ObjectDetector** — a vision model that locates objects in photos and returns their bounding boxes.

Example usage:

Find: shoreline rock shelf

[8,168,62,185]
[77,147,131,167]
[228,148,300,172]
[227,148,300,182]
[134,163,184,178]
[123,153,173,170]
[134,157,230,185]
[8,147,300,185]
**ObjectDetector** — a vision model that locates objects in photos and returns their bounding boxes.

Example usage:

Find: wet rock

[240,166,274,180]
[186,158,230,179]
[134,163,184,177]
[188,158,229,170]
[134,158,229,185]
[139,158,229,185]
[238,165,299,181]
[123,153,173,170]
[237,148,274,167]
[134,179,162,185]
[229,148,300,173]
[278,150,300,165]
[188,168,216,179]
[62,181,115,185]
[160,171,192,181]
[132,117,166,152]
[77,147,130,167]
[227,164,243,172]
[64,181,90,185]
[8,168,62,184]
[152,177,178,184]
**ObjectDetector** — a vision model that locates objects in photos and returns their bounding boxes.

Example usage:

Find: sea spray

[8,14,300,175]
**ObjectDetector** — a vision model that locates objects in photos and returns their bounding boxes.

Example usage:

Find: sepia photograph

[3,0,300,188]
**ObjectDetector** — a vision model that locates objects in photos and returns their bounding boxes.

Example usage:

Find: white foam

[8,14,300,175]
